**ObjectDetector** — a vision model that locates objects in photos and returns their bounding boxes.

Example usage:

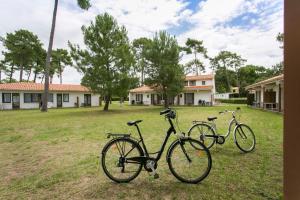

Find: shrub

[247,93,255,105]
[216,98,247,104]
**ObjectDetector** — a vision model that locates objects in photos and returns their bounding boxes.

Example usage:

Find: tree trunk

[195,52,198,75]
[0,70,2,83]
[41,75,44,83]
[33,71,37,83]
[9,66,14,82]
[103,95,110,111]
[42,0,58,112]
[163,90,168,108]
[141,61,144,85]
[27,68,32,82]
[59,65,62,84]
[50,75,53,84]
[19,65,23,82]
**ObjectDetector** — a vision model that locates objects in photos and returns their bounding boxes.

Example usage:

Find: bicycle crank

[144,159,159,179]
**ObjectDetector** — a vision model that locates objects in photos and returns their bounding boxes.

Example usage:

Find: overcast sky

[0,0,283,84]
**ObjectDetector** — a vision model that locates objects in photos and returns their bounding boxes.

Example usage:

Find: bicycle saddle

[127,120,143,126]
[207,117,217,121]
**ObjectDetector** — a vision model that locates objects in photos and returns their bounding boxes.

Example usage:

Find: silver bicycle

[188,107,256,153]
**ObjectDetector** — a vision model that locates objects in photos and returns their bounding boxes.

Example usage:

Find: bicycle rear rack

[106,133,131,139]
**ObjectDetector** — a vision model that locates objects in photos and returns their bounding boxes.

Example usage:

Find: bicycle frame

[203,111,240,139]
[126,117,177,164]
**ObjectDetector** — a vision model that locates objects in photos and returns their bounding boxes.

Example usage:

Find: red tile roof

[129,85,154,93]
[0,82,91,92]
[185,74,214,81]
[129,85,213,93]
[129,74,214,93]
[184,85,213,91]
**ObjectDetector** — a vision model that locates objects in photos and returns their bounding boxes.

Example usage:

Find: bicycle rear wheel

[234,124,256,153]
[167,138,212,184]
[188,123,216,149]
[101,138,143,183]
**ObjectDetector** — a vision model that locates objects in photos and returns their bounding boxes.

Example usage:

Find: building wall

[129,92,152,105]
[214,93,231,99]
[0,91,100,110]
[194,91,212,105]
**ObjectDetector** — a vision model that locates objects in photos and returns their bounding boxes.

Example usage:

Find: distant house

[215,87,240,100]
[129,74,216,106]
[0,82,100,110]
[245,74,284,112]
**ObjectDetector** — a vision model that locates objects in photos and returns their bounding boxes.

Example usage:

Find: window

[202,81,206,85]
[48,94,54,102]
[24,93,31,103]
[2,93,11,103]
[24,93,42,103]
[136,94,143,102]
[184,81,188,86]
[189,80,196,86]
[63,94,69,102]
[32,94,41,102]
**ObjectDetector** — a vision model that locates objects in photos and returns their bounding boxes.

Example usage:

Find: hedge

[216,98,247,104]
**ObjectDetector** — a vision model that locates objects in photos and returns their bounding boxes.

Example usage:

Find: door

[12,93,20,109]
[57,94,62,108]
[184,93,194,105]
[151,94,155,105]
[84,94,91,106]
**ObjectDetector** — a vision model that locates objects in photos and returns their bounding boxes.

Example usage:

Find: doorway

[57,94,62,108]
[12,93,20,109]
[184,93,194,105]
[84,94,91,106]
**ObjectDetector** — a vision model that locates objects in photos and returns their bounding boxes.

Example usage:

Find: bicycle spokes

[234,125,256,153]
[102,139,143,182]
[169,140,211,182]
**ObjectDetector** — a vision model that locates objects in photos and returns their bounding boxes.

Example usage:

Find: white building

[0,82,100,110]
[129,74,216,106]
[245,74,284,112]
[214,87,240,100]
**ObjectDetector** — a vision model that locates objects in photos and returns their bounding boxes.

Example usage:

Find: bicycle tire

[101,137,143,183]
[188,123,216,149]
[234,124,256,153]
[167,138,212,184]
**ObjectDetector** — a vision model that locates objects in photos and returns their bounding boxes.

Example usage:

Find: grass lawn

[0,103,283,199]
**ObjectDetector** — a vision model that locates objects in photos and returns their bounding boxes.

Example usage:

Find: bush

[216,98,247,104]
[111,97,129,101]
[247,93,255,105]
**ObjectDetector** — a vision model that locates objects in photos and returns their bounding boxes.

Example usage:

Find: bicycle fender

[233,123,245,143]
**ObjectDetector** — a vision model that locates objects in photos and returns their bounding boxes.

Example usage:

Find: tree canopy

[132,37,151,85]
[69,13,134,111]
[0,29,43,82]
[50,49,72,84]
[211,51,246,92]
[143,31,184,108]
[183,38,208,75]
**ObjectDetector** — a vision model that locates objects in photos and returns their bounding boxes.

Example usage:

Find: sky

[0,0,283,84]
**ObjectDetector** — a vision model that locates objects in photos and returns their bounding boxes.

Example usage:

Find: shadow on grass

[84,178,209,199]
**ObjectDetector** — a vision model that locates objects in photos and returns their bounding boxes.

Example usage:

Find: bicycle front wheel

[234,124,256,153]
[101,138,143,183]
[167,138,212,184]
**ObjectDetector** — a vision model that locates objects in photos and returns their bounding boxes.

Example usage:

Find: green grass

[0,103,283,199]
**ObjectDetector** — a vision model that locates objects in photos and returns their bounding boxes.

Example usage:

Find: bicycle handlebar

[160,108,171,115]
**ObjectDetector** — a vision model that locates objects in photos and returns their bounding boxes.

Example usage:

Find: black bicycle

[188,107,256,153]
[101,108,212,184]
